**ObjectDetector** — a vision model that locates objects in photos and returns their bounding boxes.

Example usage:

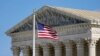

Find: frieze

[53,23,100,36]
[12,36,32,42]
[53,23,90,35]
[11,31,32,42]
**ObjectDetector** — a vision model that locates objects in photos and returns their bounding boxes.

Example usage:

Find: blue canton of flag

[37,23,58,40]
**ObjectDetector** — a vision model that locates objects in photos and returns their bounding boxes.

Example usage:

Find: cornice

[9,30,32,37]
[54,23,100,32]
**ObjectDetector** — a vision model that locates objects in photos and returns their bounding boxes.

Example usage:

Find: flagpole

[33,9,36,56]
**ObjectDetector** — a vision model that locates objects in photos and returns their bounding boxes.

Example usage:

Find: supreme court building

[6,6,100,56]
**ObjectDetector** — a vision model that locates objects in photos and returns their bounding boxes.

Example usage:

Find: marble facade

[6,6,100,56]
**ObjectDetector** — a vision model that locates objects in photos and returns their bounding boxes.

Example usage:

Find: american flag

[37,23,58,39]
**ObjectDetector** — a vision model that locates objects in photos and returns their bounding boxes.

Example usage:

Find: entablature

[53,23,100,36]
[54,23,100,32]
[10,31,32,42]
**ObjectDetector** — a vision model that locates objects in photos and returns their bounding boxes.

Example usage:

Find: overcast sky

[0,0,100,56]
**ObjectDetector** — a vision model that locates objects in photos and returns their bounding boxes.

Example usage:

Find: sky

[0,0,100,56]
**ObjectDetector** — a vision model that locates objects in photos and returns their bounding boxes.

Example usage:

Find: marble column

[53,42,63,56]
[22,46,31,56]
[64,40,73,56]
[76,39,84,56]
[88,39,97,56]
[42,43,52,56]
[35,44,42,56]
[11,47,20,56]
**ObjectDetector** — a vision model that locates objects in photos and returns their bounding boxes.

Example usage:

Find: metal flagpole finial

[33,9,36,15]
[33,9,37,23]
[32,9,36,26]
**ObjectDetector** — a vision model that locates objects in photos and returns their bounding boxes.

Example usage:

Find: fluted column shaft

[54,43,63,56]
[43,46,51,56]
[65,46,72,56]
[89,44,96,56]
[76,39,84,56]
[53,41,63,56]
[55,47,62,56]
[11,47,20,56]
[64,40,73,56]
[22,46,31,56]
[35,44,42,56]
[42,43,53,56]
[88,39,97,56]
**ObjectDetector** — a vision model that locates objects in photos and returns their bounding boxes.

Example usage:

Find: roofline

[6,5,99,35]
[6,14,33,35]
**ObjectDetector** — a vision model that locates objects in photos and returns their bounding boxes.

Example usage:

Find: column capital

[35,44,41,50]
[41,43,52,49]
[22,45,30,48]
[75,38,84,43]
[22,46,31,56]
[75,38,84,56]
[22,46,30,53]
[63,40,73,48]
[11,46,20,55]
[87,39,98,56]
[64,40,73,56]
[42,43,53,56]
[52,41,63,48]
[85,38,98,56]
[86,38,99,47]
[75,38,84,47]
[52,41,63,56]
[11,46,20,50]
[35,44,42,56]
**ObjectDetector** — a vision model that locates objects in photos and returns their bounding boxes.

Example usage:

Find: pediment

[35,6,89,27]
[6,15,33,35]
[6,6,100,35]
